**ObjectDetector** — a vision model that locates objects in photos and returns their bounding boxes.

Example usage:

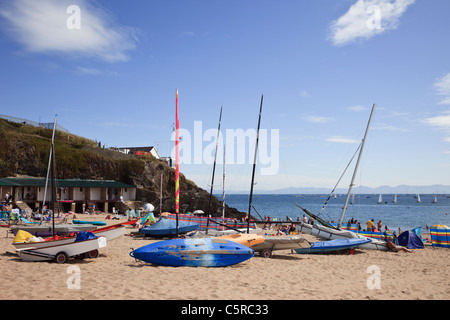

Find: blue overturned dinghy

[139,218,199,237]
[295,238,372,254]
[73,219,107,226]
[129,238,254,267]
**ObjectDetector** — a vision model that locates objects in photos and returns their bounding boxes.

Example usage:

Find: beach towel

[20,217,40,224]
[141,212,156,224]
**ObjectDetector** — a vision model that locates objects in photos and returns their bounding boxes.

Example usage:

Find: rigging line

[318,143,362,216]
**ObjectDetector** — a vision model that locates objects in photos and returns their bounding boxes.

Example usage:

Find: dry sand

[1,213,449,301]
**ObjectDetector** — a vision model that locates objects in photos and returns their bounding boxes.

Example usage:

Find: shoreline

[1,213,449,300]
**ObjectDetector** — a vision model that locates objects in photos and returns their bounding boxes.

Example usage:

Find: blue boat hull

[129,238,254,267]
[139,218,199,237]
[295,238,372,254]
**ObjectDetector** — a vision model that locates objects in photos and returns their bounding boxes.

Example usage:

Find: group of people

[262,223,297,235]
[366,218,390,233]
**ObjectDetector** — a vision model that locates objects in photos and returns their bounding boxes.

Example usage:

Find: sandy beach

[1,213,449,301]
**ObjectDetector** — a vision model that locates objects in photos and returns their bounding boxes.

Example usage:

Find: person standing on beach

[367,219,375,232]
[377,220,383,231]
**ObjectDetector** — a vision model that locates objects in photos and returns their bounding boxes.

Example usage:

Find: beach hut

[430,225,450,249]
[397,230,424,249]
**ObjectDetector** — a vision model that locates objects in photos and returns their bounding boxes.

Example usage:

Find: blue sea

[223,194,450,232]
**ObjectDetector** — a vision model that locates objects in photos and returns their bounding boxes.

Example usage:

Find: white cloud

[373,124,407,132]
[304,115,335,123]
[75,66,117,76]
[435,73,450,105]
[180,31,196,37]
[445,137,450,143]
[329,0,415,46]
[423,112,450,131]
[299,90,311,99]
[0,0,139,62]
[348,105,367,112]
[326,136,360,144]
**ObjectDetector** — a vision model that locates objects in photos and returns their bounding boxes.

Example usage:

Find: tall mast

[206,106,222,235]
[159,172,163,215]
[247,95,263,234]
[175,90,180,236]
[222,143,226,230]
[47,115,57,237]
[43,116,58,216]
[339,104,376,228]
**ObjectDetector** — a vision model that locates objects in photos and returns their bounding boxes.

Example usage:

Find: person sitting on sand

[289,224,296,235]
[386,240,413,253]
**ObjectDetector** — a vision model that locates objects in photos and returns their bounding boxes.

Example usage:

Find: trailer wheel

[261,249,272,258]
[55,252,69,264]
[87,249,99,259]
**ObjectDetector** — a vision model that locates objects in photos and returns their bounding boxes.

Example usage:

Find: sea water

[223,194,450,232]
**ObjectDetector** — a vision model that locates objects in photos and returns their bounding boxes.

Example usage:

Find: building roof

[0,177,135,188]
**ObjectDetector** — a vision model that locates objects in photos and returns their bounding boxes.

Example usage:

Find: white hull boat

[13,223,125,250]
[16,236,107,263]
[296,222,388,251]
[251,236,311,258]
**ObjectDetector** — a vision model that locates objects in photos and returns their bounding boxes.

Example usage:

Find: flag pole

[175,89,180,236]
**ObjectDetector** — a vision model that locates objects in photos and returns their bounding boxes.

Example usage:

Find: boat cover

[13,230,35,243]
[139,217,199,235]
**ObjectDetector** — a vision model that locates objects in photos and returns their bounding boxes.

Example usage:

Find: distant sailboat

[417,194,422,203]
[377,194,383,204]
[432,195,438,204]
[350,194,355,204]
[393,194,397,204]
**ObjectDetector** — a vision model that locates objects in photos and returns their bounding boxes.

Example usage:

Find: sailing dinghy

[13,116,109,260]
[16,233,106,263]
[295,238,372,254]
[13,222,126,250]
[295,104,388,251]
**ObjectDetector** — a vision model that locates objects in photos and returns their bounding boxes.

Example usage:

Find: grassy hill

[0,118,244,218]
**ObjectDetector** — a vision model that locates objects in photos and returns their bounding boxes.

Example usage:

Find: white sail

[377,194,383,204]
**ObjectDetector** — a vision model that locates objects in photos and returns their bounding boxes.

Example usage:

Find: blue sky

[1,0,450,192]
